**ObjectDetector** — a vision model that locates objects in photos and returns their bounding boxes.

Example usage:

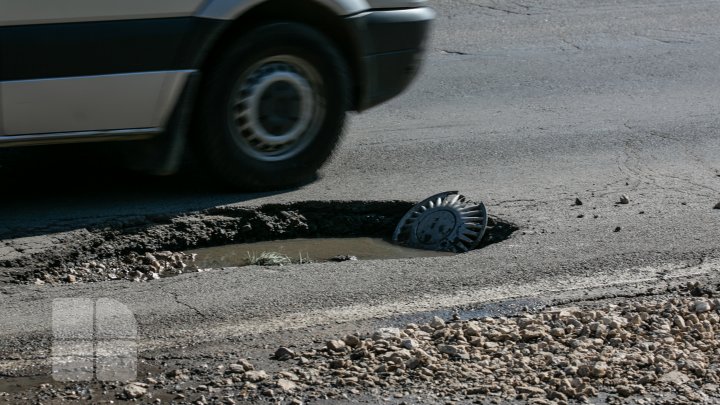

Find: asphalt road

[2,0,720,374]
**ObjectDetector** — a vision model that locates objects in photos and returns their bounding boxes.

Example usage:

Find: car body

[0,0,434,189]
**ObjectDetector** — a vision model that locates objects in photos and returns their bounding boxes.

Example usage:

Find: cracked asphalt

[2,0,720,402]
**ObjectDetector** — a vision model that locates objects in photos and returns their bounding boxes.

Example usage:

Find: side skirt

[0,128,161,148]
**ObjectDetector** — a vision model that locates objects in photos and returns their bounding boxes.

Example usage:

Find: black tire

[194,23,351,190]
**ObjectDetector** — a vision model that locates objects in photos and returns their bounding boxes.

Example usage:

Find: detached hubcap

[230,56,324,161]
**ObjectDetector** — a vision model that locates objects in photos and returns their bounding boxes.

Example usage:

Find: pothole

[2,201,518,284]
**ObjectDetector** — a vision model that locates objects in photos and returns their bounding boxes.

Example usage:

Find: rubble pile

[121,292,720,404]
[15,290,720,404]
[31,251,198,284]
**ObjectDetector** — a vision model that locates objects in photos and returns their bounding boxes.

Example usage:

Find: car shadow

[0,146,298,240]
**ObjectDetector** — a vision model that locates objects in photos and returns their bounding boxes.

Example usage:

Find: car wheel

[194,22,350,190]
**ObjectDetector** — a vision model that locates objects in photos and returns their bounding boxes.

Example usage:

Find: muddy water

[190,237,455,268]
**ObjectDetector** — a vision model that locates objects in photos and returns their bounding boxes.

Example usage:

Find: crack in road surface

[168,290,210,320]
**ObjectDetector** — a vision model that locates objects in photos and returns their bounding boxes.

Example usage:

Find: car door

[0,0,205,136]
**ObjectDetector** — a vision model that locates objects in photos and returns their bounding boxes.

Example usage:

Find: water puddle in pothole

[190,237,456,268]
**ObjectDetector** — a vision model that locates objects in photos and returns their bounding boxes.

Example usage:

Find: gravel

[31,251,199,284]
[252,292,717,404]
[88,287,720,403]
[7,286,720,404]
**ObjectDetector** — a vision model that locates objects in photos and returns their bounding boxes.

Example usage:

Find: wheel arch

[194,0,366,111]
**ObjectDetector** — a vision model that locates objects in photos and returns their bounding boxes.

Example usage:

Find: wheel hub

[258,81,301,136]
[230,57,324,161]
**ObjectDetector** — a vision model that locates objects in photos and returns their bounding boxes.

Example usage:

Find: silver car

[0,0,434,189]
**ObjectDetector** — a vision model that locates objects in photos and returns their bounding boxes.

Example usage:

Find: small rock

[639,374,656,384]
[550,327,565,338]
[517,386,546,397]
[344,335,361,348]
[464,323,482,336]
[273,347,295,361]
[406,356,424,369]
[520,329,544,341]
[616,385,634,397]
[564,366,578,376]
[430,316,446,329]
[714,202,720,210]
[659,370,690,385]
[619,195,630,204]
[401,339,419,350]
[372,327,401,341]
[437,344,468,358]
[628,314,642,326]
[66,274,77,283]
[327,340,346,352]
[695,300,712,313]
[276,379,298,392]
[278,371,299,381]
[123,382,148,399]
[484,341,499,349]
[227,364,244,374]
[243,370,268,382]
[167,368,189,379]
[237,359,254,371]
[574,198,583,206]
[702,383,719,392]
[591,362,608,378]
[614,226,622,232]
[577,364,591,377]
[330,359,349,369]
[690,285,713,297]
